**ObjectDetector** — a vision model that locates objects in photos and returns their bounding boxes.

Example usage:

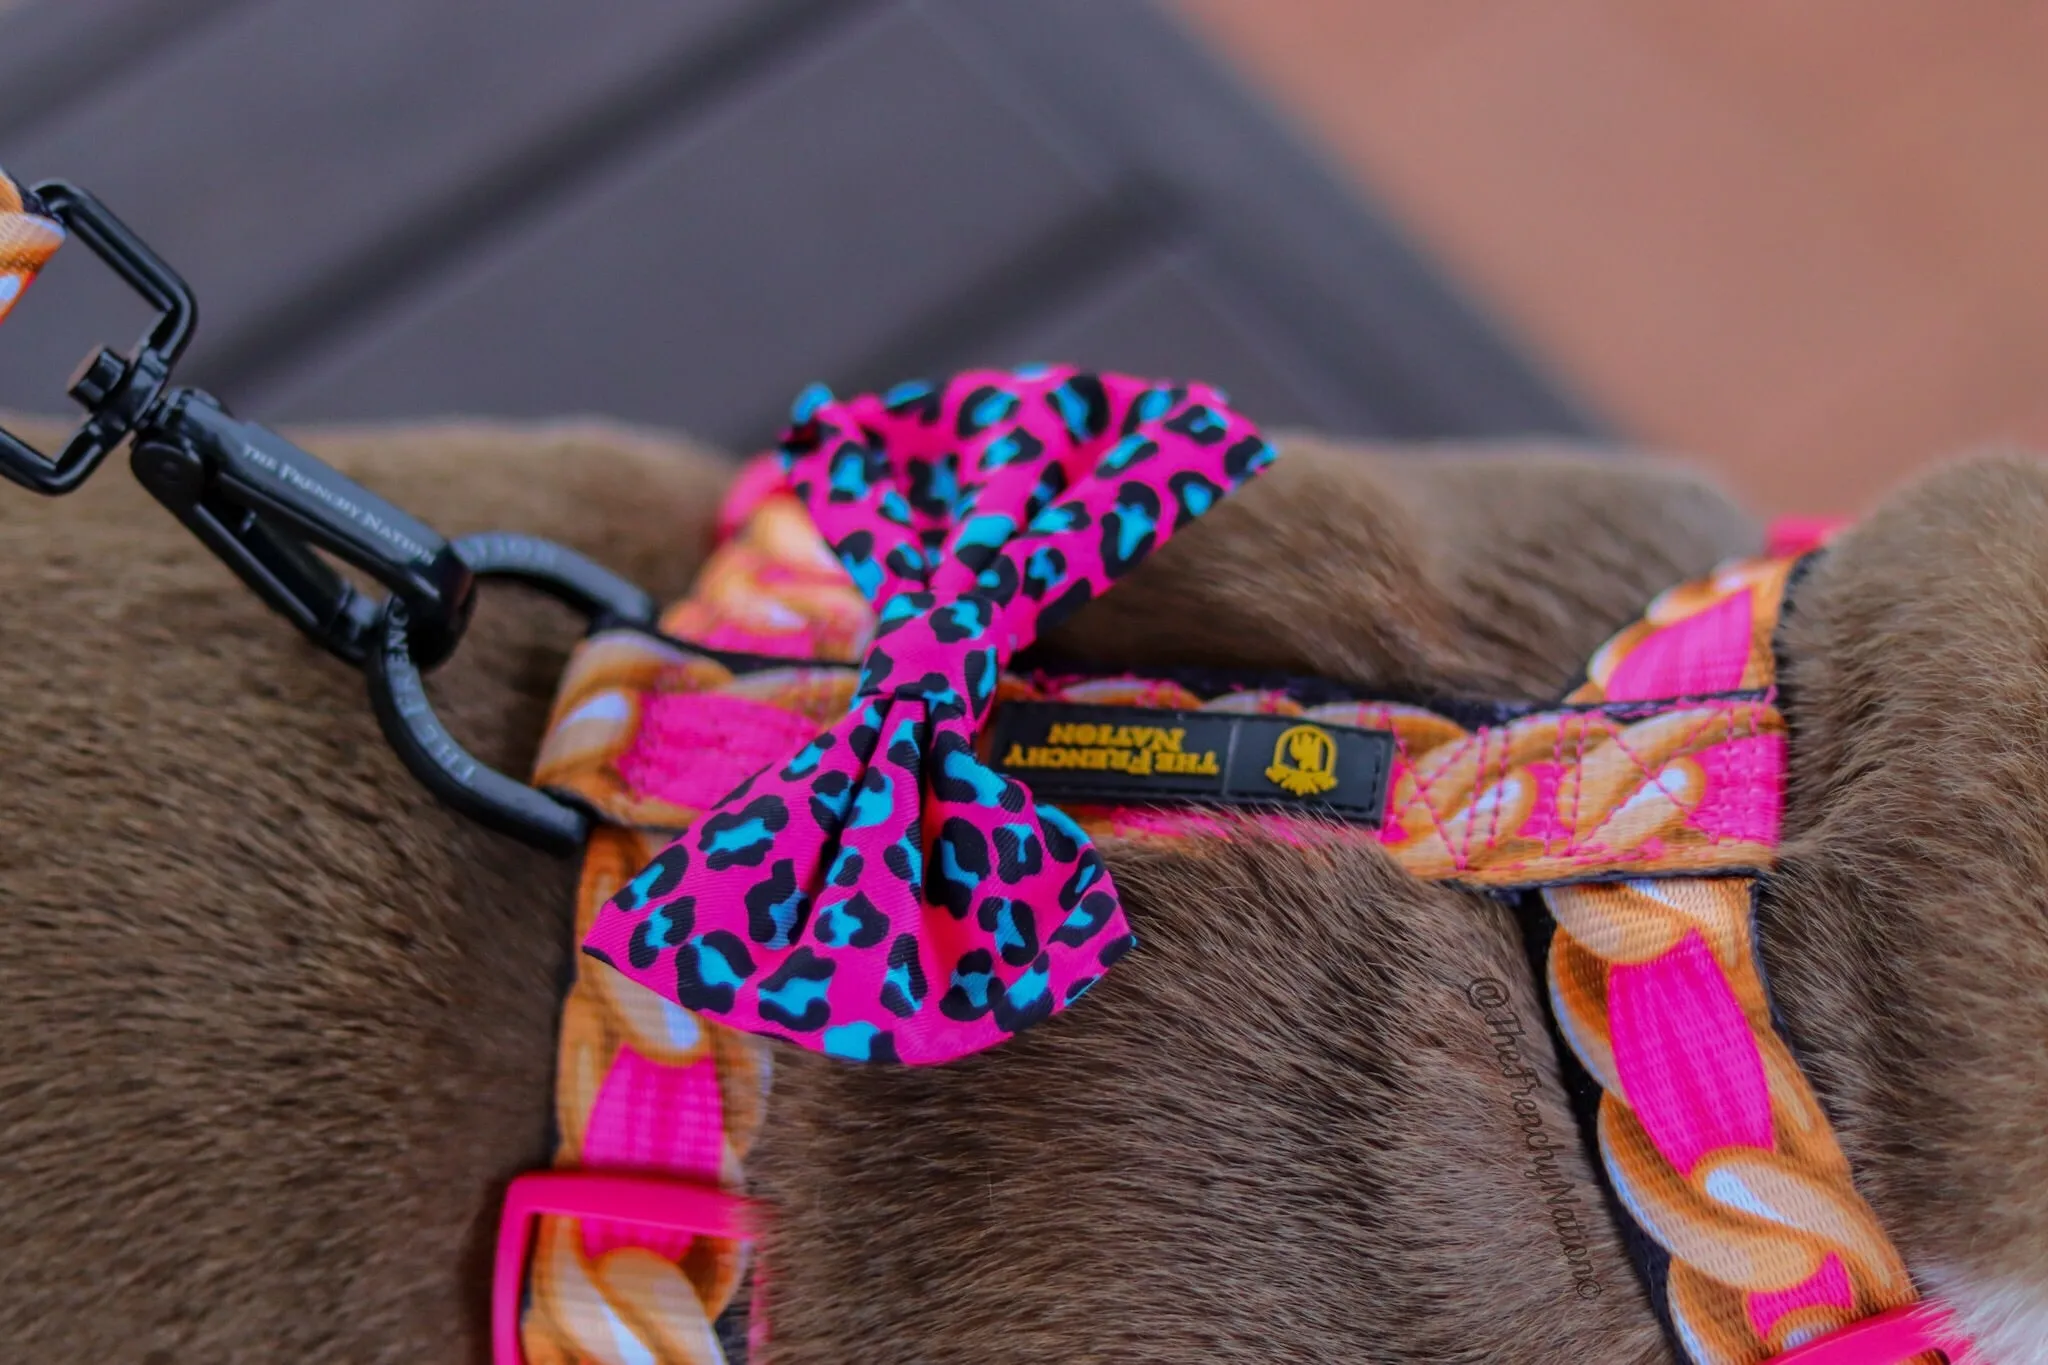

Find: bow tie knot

[857,592,1007,719]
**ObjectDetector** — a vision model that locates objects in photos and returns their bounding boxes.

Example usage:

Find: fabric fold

[583,367,1275,1063]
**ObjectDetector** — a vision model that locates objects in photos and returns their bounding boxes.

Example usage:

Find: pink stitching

[1375,697,1781,874]
[1481,720,1510,854]
[1545,712,1565,859]
[1458,723,1483,865]
[1570,710,1588,856]
[1584,702,1759,850]
[1389,721,1472,871]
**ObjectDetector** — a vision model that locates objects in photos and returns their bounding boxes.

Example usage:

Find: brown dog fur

[0,418,732,1363]
[1762,456,2048,1362]
[13,417,2039,1361]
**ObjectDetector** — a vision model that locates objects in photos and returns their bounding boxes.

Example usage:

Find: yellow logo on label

[1264,724,1340,797]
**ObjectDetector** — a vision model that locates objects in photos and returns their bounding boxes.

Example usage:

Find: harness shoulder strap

[1538,557,1941,1363]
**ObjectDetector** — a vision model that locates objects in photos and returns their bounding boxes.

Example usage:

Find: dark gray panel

[261,3,1118,451]
[927,0,1599,440]
[0,0,1596,456]
[0,0,256,139]
[0,0,835,411]
[974,247,1374,434]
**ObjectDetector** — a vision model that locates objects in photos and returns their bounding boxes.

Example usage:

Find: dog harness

[528,373,1982,1365]
[0,175,1981,1364]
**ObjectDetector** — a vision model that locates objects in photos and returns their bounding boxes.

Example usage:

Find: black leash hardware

[133,390,479,669]
[0,181,475,667]
[370,532,655,856]
[0,181,657,853]
[0,181,190,497]
[132,388,479,671]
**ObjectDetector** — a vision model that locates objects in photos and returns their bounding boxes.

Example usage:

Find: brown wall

[1177,0,2048,514]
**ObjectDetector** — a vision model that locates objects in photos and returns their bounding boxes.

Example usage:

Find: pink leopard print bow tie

[581,367,1275,1064]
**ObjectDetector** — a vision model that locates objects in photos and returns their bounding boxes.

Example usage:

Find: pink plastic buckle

[1761,1302,1975,1364]
[491,1170,754,1365]
[1766,515,1851,559]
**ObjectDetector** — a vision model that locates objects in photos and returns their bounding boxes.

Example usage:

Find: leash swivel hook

[0,180,655,853]
[1,182,476,669]
[0,182,188,496]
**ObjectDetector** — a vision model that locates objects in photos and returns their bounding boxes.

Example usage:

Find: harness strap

[1534,557,1931,1361]
[534,460,1974,1364]
[495,820,767,1365]
[0,171,63,325]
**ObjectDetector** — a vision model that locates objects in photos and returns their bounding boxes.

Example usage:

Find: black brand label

[987,702,1392,823]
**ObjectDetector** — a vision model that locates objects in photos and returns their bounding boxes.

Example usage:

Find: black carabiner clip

[129,391,479,670]
[368,533,656,856]
[0,181,478,669]
[0,179,662,856]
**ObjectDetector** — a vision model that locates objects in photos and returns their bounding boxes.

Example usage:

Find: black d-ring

[366,533,658,856]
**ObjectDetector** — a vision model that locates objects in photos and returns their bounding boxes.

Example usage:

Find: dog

[6,412,2036,1361]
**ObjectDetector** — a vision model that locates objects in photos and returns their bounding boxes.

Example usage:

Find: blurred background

[0,0,2034,514]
